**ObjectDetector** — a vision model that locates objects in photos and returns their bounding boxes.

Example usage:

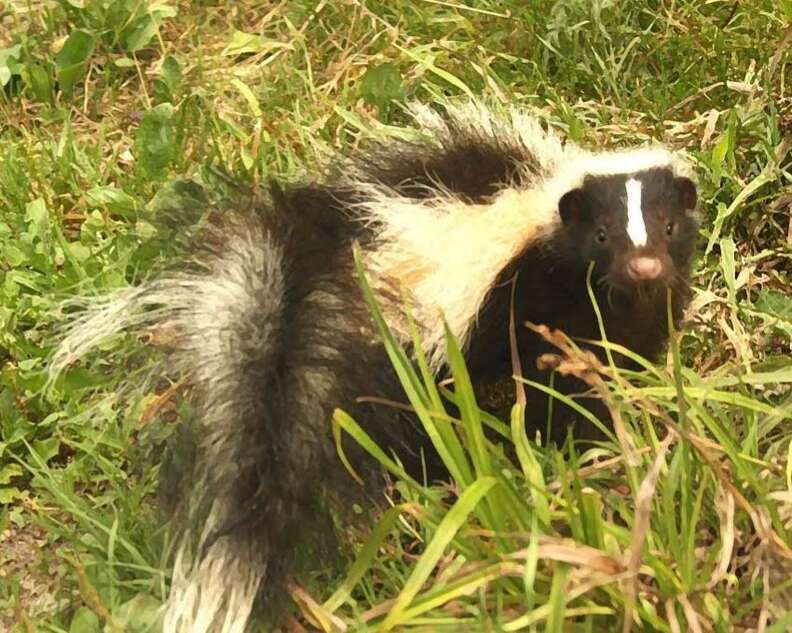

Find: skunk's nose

[627,256,663,281]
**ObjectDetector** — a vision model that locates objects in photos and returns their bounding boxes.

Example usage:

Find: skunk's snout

[626,256,663,282]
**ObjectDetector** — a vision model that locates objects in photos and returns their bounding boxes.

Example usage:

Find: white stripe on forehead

[625,178,647,247]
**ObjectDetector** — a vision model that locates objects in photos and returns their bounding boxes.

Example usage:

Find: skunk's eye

[596,228,608,243]
[665,221,675,236]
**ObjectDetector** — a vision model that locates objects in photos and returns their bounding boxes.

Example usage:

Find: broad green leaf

[25,198,50,240]
[22,64,54,102]
[86,186,138,217]
[32,437,60,462]
[360,63,403,112]
[124,17,158,52]
[64,241,91,263]
[135,103,177,180]
[55,29,95,94]
[160,55,182,92]
[112,593,163,631]
[0,464,22,485]
[755,290,792,321]
[69,606,101,633]
[4,243,26,267]
[222,30,268,56]
[124,4,177,51]
[145,179,207,216]
[0,487,24,504]
[0,45,21,86]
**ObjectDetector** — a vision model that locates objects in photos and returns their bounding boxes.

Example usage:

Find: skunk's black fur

[54,102,698,633]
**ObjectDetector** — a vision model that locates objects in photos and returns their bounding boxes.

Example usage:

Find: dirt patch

[0,520,62,630]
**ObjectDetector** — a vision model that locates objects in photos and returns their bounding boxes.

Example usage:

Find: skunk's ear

[674,177,697,211]
[558,188,586,224]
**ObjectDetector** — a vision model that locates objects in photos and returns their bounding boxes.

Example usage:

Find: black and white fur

[52,100,698,632]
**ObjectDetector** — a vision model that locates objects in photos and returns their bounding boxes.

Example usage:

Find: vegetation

[1,1,791,631]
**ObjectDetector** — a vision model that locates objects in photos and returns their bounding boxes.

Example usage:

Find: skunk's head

[557,167,698,291]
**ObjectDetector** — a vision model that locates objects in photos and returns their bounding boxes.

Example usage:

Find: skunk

[52,100,698,633]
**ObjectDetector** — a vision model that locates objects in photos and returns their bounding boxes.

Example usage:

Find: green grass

[1,0,791,631]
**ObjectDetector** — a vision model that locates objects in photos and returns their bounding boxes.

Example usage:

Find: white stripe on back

[625,178,646,247]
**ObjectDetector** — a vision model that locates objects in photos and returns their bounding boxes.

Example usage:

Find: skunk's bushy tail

[52,212,287,633]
